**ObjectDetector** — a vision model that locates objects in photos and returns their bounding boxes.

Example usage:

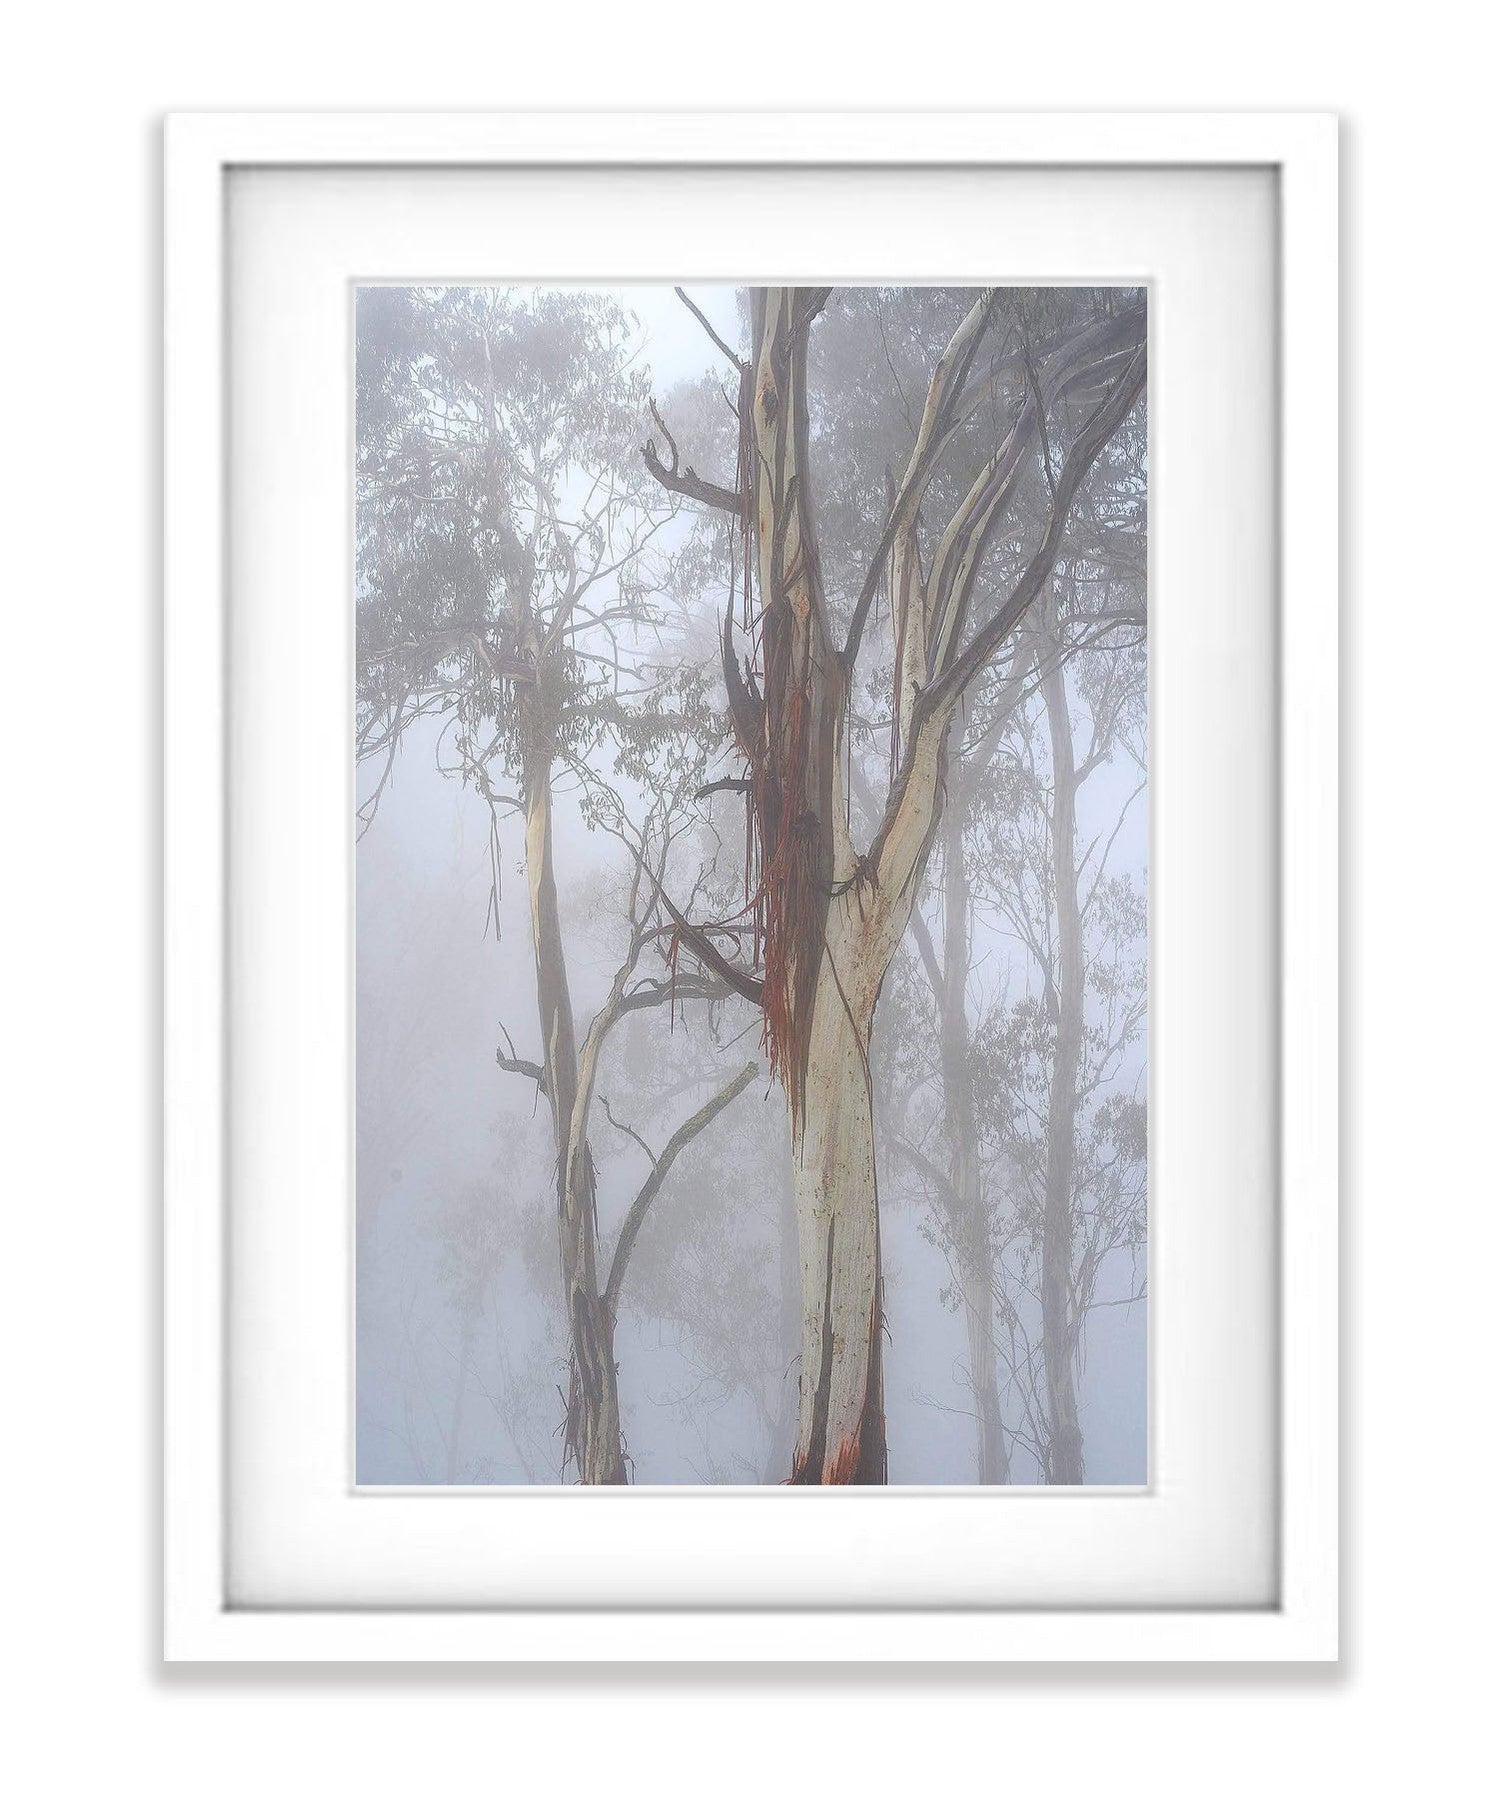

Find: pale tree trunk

[742,290,898,1482]
[961,1216,1008,1483]
[521,745,626,1485]
[938,802,1010,1484]
[1039,644,1085,1485]
[515,720,754,1482]
[789,905,888,1482]
[782,798,947,1483]
[443,1309,475,1485]
[480,358,624,1484]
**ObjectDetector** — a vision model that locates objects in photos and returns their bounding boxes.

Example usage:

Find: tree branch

[891,1135,957,1202]
[841,289,1000,674]
[603,1061,759,1314]
[613,972,729,1021]
[642,398,743,514]
[673,286,748,373]
[926,341,1147,717]
[599,1094,657,1166]
[495,1020,548,1096]
[632,856,766,1008]
[867,341,1146,915]
[907,905,947,1017]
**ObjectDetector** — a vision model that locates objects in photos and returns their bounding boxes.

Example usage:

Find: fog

[355,284,1147,1485]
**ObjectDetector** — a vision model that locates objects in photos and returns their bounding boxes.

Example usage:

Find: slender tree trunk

[961,1218,1008,1483]
[521,743,626,1485]
[1039,645,1085,1485]
[938,803,1010,1484]
[444,1309,475,1485]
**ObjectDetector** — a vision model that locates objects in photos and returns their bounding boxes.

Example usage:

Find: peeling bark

[787,909,888,1483]
[738,291,887,1482]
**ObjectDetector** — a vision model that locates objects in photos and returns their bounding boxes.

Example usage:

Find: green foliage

[355,285,692,813]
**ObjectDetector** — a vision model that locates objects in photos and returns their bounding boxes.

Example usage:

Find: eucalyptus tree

[356,286,743,1482]
[645,285,1146,1481]
[500,786,758,1478]
[966,594,1147,1483]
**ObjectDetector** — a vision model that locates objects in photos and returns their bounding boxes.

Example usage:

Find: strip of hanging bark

[722,581,762,756]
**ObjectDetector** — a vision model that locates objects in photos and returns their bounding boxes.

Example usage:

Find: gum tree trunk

[788,904,888,1482]
[938,803,1010,1484]
[522,743,627,1485]
[781,807,942,1483]
[740,290,908,1483]
[1039,648,1085,1485]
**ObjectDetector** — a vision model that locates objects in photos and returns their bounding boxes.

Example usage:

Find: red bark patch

[825,1432,866,1485]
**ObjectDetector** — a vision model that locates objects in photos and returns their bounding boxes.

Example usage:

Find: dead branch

[642,398,743,514]
[602,1061,759,1314]
[673,286,748,373]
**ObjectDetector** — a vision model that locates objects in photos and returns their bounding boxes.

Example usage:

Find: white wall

[4,5,1493,1791]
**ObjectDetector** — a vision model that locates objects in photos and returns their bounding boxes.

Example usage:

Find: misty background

[355,285,1147,1485]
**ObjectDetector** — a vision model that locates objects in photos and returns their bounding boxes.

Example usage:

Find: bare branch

[632,854,766,1008]
[673,286,747,373]
[495,1020,548,1096]
[599,1094,657,1167]
[841,289,1000,674]
[603,1062,759,1313]
[926,342,1149,722]
[642,398,743,514]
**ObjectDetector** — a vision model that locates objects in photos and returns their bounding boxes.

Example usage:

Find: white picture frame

[164,111,1338,1663]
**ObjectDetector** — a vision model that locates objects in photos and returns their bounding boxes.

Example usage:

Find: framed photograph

[164,112,1337,1661]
